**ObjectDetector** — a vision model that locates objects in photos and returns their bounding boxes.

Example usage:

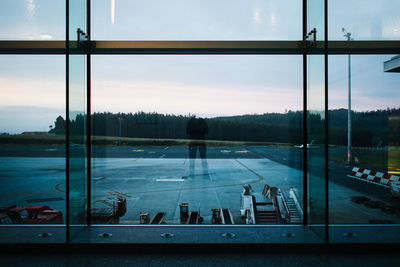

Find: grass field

[2,135,399,173]
[329,146,400,173]
[0,134,65,145]
[0,134,295,147]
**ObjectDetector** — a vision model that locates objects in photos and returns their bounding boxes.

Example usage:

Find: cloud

[0,78,64,109]
[253,8,261,24]
[91,80,302,117]
[0,33,53,40]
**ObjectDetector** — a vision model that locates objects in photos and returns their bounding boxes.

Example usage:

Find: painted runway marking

[60,158,263,201]
[114,191,131,197]
[132,149,144,152]
[183,172,215,178]
[107,191,131,198]
[93,176,108,180]
[132,157,142,162]
[156,179,185,182]
[55,182,65,192]
[107,191,122,197]
[45,148,57,151]
[233,158,264,183]
[234,150,249,153]
[96,200,114,207]
[122,160,265,195]
[209,171,222,210]
[160,154,166,158]
[121,183,247,195]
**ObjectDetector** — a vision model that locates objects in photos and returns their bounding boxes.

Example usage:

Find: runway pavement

[1,144,400,225]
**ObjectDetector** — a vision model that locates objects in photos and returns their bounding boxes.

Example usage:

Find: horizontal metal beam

[327,41,400,54]
[0,41,65,54]
[92,41,304,54]
[1,40,400,54]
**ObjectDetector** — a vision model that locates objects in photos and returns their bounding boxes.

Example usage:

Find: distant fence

[347,167,400,188]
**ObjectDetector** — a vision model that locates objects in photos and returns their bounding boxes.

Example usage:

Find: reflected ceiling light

[111,0,115,24]
[26,0,36,18]
[253,8,261,23]
[270,13,277,24]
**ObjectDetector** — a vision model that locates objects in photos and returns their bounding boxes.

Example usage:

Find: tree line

[50,108,400,147]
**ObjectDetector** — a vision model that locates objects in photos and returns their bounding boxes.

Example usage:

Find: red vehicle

[0,205,63,224]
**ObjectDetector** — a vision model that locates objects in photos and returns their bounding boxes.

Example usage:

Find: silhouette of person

[186,116,209,178]
[186,116,208,158]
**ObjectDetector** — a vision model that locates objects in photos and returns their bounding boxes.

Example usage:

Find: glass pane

[329,55,400,231]
[308,0,325,41]
[91,55,304,226]
[68,55,86,239]
[0,0,65,40]
[329,0,400,40]
[92,0,302,40]
[308,55,326,239]
[0,55,65,242]
[68,0,87,241]
[69,0,86,41]
[307,0,326,240]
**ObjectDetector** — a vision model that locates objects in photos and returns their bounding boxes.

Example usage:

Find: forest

[50,108,400,147]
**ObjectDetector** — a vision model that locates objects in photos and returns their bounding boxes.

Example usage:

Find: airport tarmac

[1,144,400,225]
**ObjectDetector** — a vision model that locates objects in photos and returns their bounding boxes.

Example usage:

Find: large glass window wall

[90,55,303,225]
[328,55,400,242]
[0,55,66,243]
[1,0,400,244]
[329,0,400,40]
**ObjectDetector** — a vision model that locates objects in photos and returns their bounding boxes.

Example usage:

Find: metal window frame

[1,40,400,55]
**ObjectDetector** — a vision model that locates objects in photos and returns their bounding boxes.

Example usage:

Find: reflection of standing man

[186,116,209,178]
[186,116,208,158]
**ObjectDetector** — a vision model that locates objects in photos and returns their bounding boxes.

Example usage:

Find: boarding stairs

[285,198,302,224]
[222,209,234,224]
[255,210,280,224]
[253,195,280,224]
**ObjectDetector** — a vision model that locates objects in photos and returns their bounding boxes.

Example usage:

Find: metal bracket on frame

[299,28,317,50]
[77,28,90,52]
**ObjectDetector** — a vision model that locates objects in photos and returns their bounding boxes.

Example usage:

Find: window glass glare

[329,0,400,40]
[0,0,65,40]
[329,55,400,224]
[92,0,302,40]
[0,56,65,231]
[90,55,304,225]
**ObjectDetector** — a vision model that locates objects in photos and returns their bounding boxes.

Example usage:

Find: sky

[0,1,400,133]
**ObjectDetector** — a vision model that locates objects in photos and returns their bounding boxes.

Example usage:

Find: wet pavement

[1,144,399,225]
